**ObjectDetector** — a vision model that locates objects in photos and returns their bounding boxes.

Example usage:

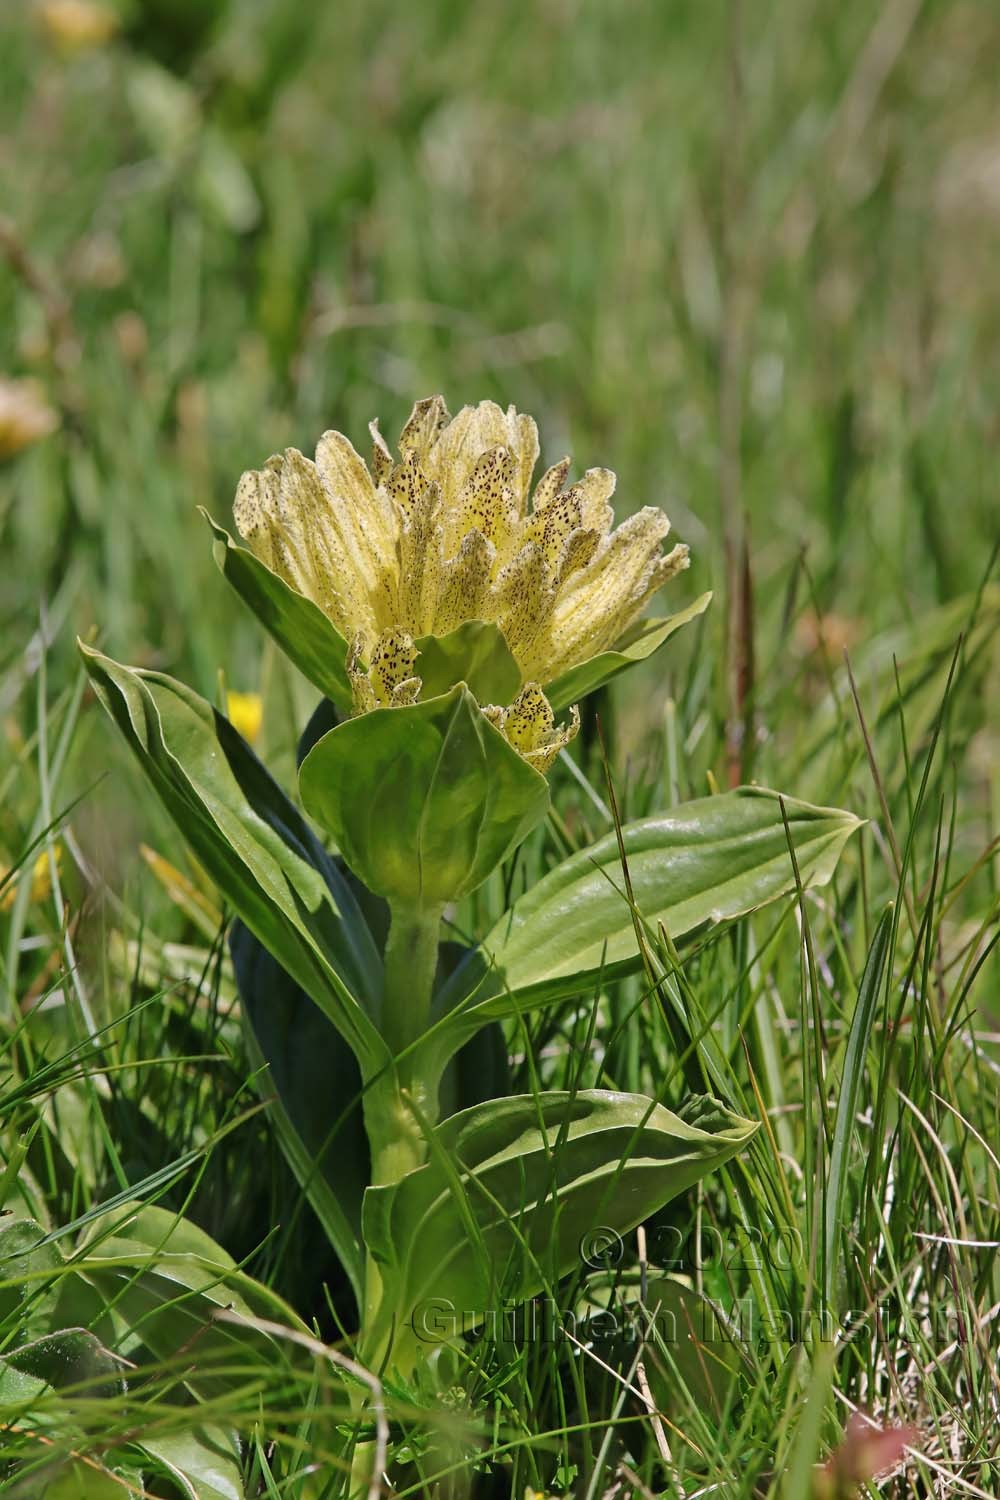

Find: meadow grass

[1,0,998,1494]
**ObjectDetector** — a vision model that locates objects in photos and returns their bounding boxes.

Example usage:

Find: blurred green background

[2,0,998,745]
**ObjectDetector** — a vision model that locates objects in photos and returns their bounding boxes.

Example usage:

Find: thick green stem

[381,902,444,1076]
[357,901,444,1385]
[365,901,443,1185]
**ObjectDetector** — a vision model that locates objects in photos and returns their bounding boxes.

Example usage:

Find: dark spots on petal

[532,456,572,512]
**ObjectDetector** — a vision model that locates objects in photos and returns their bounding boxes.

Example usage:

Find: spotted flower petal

[348,629,422,714]
[484,684,580,774]
[232,394,694,774]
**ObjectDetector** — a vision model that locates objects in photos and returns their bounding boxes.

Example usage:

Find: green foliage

[433,786,862,1048]
[364,1090,757,1366]
[822,904,893,1307]
[232,919,372,1306]
[82,633,848,1387]
[299,683,550,908]
[78,645,387,1073]
[0,1204,305,1499]
[412,621,521,706]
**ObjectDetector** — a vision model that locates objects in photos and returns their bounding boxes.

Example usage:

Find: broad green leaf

[363,1089,756,1363]
[32,1461,134,1498]
[3,1329,124,1399]
[80,1203,305,1331]
[138,1427,244,1500]
[85,1260,288,1401]
[0,1217,63,1330]
[0,1355,49,1408]
[84,1202,246,1264]
[299,684,549,907]
[433,787,861,1046]
[545,593,712,713]
[233,913,512,1305]
[79,646,387,1074]
[414,620,521,705]
[204,512,353,711]
[78,1204,306,1400]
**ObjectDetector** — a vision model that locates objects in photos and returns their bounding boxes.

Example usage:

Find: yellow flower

[1,846,60,912]
[39,0,119,52]
[235,395,688,685]
[226,690,263,745]
[0,377,59,460]
[233,395,689,770]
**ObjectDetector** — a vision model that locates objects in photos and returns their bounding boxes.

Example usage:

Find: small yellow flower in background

[1,847,60,912]
[0,377,59,460]
[38,0,119,51]
[226,690,263,745]
[234,395,689,771]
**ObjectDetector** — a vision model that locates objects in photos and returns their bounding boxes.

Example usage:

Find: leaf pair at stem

[80,639,860,1381]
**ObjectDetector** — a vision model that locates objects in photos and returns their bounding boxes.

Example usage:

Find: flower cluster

[234,396,688,771]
